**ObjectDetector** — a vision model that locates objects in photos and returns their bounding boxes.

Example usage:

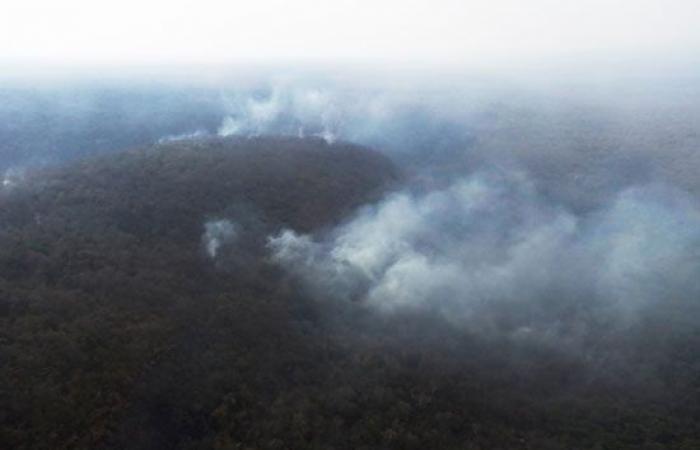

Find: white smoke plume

[2,167,25,190]
[203,219,238,258]
[158,129,209,144]
[268,170,700,335]
[215,85,353,144]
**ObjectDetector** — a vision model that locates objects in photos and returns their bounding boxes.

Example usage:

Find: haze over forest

[2,1,700,449]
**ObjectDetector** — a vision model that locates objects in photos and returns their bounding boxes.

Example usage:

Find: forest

[1,134,700,449]
[3,0,700,447]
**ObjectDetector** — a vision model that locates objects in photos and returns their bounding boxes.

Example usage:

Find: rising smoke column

[203,219,238,258]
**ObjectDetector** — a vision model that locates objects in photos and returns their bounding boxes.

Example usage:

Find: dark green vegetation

[1,137,699,449]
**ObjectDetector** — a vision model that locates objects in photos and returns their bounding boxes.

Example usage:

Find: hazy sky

[1,0,699,69]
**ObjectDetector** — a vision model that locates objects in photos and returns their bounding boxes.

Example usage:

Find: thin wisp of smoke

[203,219,238,258]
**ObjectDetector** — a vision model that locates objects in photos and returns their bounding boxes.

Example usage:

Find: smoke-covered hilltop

[4,74,700,207]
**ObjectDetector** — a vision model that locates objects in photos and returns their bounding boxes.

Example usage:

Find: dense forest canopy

[3,0,700,447]
[1,76,700,449]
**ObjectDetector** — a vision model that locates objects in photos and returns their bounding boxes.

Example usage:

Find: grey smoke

[4,73,700,214]
[268,169,700,337]
[158,129,209,144]
[203,219,238,258]
[2,167,25,189]
[216,86,342,144]
[4,73,700,339]
[208,76,700,216]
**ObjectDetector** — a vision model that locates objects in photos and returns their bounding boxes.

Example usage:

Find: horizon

[2,0,700,72]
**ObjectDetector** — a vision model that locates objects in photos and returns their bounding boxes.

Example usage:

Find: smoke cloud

[203,219,238,259]
[1,167,25,190]
[268,169,700,339]
[212,81,475,152]
[4,71,700,347]
[158,129,209,144]
[216,85,343,144]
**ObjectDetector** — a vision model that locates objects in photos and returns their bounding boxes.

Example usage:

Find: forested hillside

[1,136,700,450]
